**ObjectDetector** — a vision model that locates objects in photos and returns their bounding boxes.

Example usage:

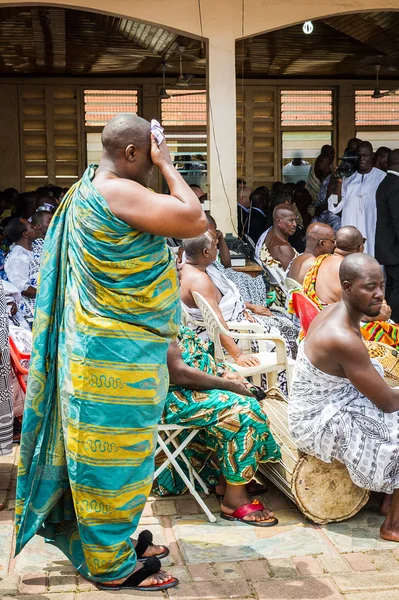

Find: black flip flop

[135,529,170,562]
[96,557,179,592]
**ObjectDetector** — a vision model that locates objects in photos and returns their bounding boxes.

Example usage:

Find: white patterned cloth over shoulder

[289,342,399,494]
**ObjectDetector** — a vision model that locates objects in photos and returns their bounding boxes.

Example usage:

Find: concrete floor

[2,444,399,599]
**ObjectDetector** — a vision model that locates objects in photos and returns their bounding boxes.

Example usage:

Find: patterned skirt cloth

[154,385,281,495]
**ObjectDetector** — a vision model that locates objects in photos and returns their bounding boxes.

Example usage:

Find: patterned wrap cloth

[289,343,399,494]
[154,326,281,495]
[0,280,13,455]
[15,165,181,583]
[299,253,399,349]
[259,242,299,307]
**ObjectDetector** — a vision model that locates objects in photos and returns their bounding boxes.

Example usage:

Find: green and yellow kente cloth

[15,166,180,582]
[154,327,281,496]
[301,253,399,349]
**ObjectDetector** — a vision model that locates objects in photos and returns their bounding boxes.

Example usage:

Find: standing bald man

[15,114,207,591]
[376,149,399,322]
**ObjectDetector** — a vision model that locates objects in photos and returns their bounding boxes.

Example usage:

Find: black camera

[335,150,359,179]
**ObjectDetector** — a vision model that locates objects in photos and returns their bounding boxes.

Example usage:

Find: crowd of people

[0,119,399,591]
[0,186,63,450]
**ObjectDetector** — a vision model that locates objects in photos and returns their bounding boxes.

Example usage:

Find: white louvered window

[84,89,138,165]
[281,90,334,183]
[161,90,207,192]
[355,91,399,153]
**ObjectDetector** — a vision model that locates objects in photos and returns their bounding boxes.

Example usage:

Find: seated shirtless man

[259,204,298,271]
[302,226,395,346]
[289,253,399,542]
[288,222,335,285]
[180,230,299,364]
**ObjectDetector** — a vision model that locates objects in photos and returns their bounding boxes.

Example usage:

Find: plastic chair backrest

[192,292,227,362]
[291,292,320,335]
[9,336,30,393]
[285,277,301,292]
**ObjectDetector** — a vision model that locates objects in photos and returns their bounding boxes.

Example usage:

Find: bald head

[358,141,373,153]
[336,226,364,252]
[273,203,297,237]
[273,203,295,222]
[101,114,151,155]
[305,222,335,255]
[340,253,382,285]
[339,254,385,317]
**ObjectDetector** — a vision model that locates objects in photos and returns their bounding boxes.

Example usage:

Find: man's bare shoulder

[308,304,362,348]
[93,174,144,202]
[268,236,292,251]
[182,265,212,287]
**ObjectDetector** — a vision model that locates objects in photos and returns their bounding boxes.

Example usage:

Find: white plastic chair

[181,302,203,328]
[284,277,301,292]
[192,291,294,391]
[154,424,217,522]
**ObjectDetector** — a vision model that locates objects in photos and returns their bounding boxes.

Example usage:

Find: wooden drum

[365,341,399,387]
[258,387,370,525]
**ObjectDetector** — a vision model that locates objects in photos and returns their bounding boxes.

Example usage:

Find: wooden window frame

[277,86,337,180]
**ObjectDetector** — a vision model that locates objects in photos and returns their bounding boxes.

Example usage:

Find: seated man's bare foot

[380,519,399,542]
[380,493,393,517]
[221,486,276,523]
[100,562,173,587]
[246,480,268,495]
[215,478,267,498]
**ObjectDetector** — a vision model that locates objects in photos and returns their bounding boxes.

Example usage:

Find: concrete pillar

[207,36,237,235]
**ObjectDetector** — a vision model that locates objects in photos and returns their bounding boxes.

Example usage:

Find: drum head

[291,455,370,525]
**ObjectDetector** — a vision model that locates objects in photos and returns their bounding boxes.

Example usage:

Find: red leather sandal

[220,499,278,527]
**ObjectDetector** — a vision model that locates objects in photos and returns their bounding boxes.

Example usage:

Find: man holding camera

[328,141,386,256]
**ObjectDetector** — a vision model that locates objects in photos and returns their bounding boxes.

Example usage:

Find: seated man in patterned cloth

[181,229,299,363]
[259,204,298,271]
[302,226,399,348]
[288,222,335,285]
[289,253,399,542]
[155,324,281,527]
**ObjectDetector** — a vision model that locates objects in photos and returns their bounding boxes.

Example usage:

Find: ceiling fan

[148,61,206,99]
[163,43,206,68]
[371,64,399,99]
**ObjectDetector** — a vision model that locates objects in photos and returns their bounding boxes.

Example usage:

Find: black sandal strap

[135,530,153,558]
[122,557,161,587]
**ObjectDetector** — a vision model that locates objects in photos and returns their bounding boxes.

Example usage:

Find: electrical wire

[197,0,240,236]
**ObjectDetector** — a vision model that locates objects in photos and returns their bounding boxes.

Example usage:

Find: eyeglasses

[319,238,336,244]
[362,237,367,244]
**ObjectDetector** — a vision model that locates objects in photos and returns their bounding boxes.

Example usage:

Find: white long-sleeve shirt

[4,246,33,292]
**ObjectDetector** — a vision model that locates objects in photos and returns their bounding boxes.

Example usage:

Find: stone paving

[2,445,399,599]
